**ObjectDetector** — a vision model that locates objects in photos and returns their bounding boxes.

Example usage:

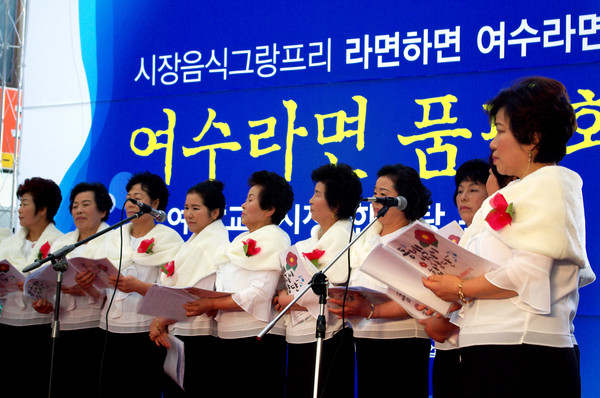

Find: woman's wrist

[153,318,166,334]
[458,280,472,304]
[366,303,376,320]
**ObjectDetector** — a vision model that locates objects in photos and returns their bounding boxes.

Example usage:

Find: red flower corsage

[160,260,175,277]
[137,238,155,254]
[37,241,51,260]
[242,238,261,257]
[302,248,325,267]
[485,193,514,231]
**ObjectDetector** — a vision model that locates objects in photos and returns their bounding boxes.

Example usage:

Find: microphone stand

[22,210,149,398]
[258,205,390,398]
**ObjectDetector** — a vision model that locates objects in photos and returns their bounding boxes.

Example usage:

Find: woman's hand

[75,271,96,289]
[328,292,371,318]
[149,318,171,348]
[61,285,85,296]
[415,302,462,318]
[422,275,462,302]
[74,271,102,299]
[108,275,149,295]
[272,291,284,312]
[273,290,305,312]
[418,316,459,343]
[32,298,54,314]
[183,298,214,317]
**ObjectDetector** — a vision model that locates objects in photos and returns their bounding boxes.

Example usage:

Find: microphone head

[395,196,408,210]
[155,211,167,223]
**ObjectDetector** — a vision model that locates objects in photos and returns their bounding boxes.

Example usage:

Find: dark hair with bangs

[126,171,170,211]
[485,76,576,164]
[377,164,431,222]
[453,159,488,205]
[248,170,294,225]
[17,177,62,223]
[69,182,113,222]
[187,179,226,220]
[310,163,362,220]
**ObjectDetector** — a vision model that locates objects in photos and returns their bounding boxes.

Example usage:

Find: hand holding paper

[0,260,26,296]
[183,298,215,317]
[360,221,500,317]
[422,274,463,302]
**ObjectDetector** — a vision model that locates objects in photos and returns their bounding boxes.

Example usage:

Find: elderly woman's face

[125,183,159,223]
[241,185,273,232]
[184,193,216,234]
[71,191,106,236]
[490,107,532,179]
[372,176,408,228]
[455,179,487,227]
[18,193,46,230]
[309,182,335,226]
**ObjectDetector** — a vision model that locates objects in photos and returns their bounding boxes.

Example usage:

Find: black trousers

[161,335,221,398]
[217,334,287,398]
[459,344,580,398]
[285,328,356,398]
[99,331,167,398]
[432,348,463,398]
[355,336,431,398]
[0,323,52,397]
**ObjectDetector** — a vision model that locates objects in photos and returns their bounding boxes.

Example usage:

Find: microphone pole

[22,210,150,398]
[258,205,390,398]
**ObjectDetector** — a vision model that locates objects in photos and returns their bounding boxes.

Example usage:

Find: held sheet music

[164,335,185,390]
[22,257,119,301]
[0,260,26,297]
[280,245,319,325]
[138,273,230,321]
[361,220,499,317]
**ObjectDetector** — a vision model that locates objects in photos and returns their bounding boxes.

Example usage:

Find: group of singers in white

[0,76,593,398]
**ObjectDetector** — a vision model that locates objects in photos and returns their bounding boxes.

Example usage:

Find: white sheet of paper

[436,220,464,244]
[280,246,318,325]
[384,220,498,280]
[164,335,185,390]
[0,260,26,296]
[23,263,59,301]
[67,257,119,290]
[385,287,429,320]
[361,220,499,317]
[138,273,229,321]
[138,285,199,321]
[327,286,391,307]
[361,243,454,315]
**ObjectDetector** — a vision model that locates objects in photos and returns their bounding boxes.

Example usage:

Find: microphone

[127,198,167,222]
[362,196,408,210]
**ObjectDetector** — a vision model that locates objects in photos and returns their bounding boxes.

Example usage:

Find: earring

[528,150,532,164]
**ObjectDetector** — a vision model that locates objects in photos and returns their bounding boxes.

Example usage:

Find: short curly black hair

[17,177,62,223]
[248,170,294,225]
[311,163,362,219]
[485,76,576,164]
[69,182,113,221]
[187,179,226,220]
[377,164,432,222]
[126,171,170,211]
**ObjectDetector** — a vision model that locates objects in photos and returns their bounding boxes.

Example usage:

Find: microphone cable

[98,202,126,398]
[317,198,361,398]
